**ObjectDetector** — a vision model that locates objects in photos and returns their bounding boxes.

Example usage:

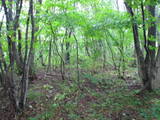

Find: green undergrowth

[28,89,44,101]
[27,70,160,120]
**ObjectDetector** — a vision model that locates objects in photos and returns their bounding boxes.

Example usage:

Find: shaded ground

[1,68,160,120]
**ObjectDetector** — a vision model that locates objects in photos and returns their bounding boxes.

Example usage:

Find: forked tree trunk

[1,0,35,112]
[20,0,35,109]
[125,2,159,90]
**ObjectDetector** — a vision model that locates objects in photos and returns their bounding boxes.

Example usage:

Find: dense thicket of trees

[0,0,160,114]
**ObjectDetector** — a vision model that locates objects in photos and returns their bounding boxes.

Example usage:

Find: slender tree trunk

[29,0,42,79]
[105,32,117,70]
[20,0,35,109]
[65,30,72,64]
[73,34,81,90]
[18,27,24,69]
[47,38,53,72]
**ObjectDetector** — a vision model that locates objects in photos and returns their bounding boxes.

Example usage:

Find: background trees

[0,0,160,117]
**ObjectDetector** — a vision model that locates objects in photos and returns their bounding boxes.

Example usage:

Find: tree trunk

[65,30,71,65]
[125,2,157,91]
[29,0,42,79]
[47,38,53,72]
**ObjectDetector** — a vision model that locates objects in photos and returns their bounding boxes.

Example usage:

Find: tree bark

[124,1,157,91]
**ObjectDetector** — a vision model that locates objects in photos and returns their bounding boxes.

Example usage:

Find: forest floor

[1,67,160,120]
